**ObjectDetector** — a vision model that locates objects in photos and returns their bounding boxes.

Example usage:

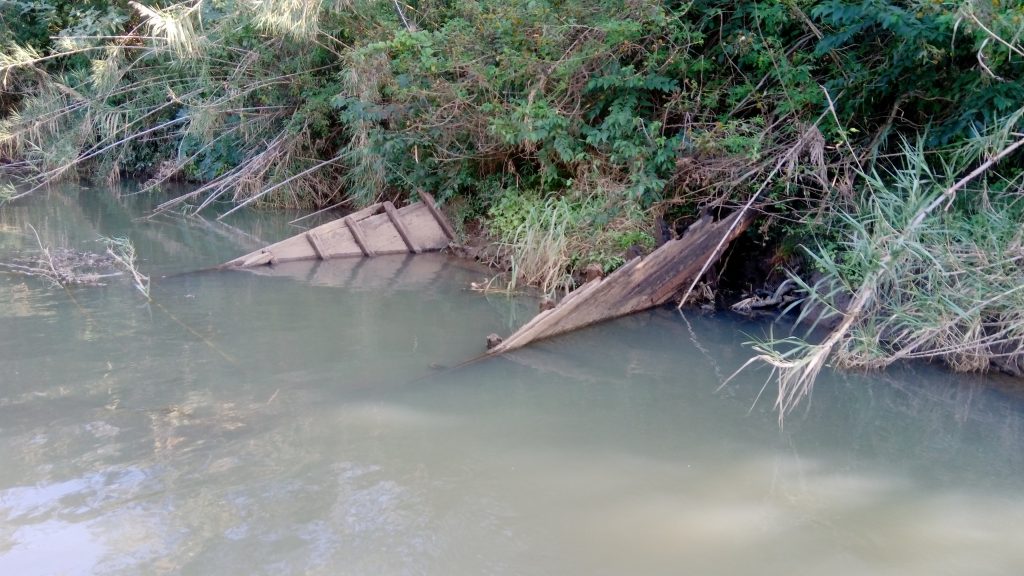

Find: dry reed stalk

[751,134,1024,420]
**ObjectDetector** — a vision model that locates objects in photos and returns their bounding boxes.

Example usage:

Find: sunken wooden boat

[488,210,755,354]
[221,192,455,268]
[223,192,753,357]
[233,253,467,294]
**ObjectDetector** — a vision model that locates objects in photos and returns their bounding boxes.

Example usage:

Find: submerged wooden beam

[240,250,275,267]
[345,215,376,258]
[488,210,755,354]
[305,232,328,260]
[384,201,421,254]
[419,191,456,240]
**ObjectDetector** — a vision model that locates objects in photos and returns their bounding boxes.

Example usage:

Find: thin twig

[288,199,349,225]
[392,0,413,31]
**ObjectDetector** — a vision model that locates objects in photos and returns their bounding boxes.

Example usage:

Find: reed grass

[751,120,1024,419]
[502,196,576,295]
[1,0,345,210]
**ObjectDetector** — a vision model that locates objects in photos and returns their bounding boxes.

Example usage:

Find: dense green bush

[5,1,1019,206]
[0,1,130,53]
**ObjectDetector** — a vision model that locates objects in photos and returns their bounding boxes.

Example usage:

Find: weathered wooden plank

[241,250,275,267]
[314,202,385,259]
[345,216,377,257]
[418,191,456,240]
[314,226,363,259]
[384,201,422,254]
[305,232,329,260]
[229,234,305,265]
[358,211,409,255]
[495,277,609,352]
[397,203,449,252]
[488,210,754,354]
[221,203,385,267]
[493,274,606,351]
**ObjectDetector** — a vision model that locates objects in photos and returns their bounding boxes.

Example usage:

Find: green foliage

[303,0,715,226]
[485,186,652,290]
[6,0,1020,210]
[753,122,1024,418]
[1,0,360,207]
[487,188,539,241]
[613,230,656,251]
[0,1,130,53]
[812,0,1024,144]
[492,192,612,295]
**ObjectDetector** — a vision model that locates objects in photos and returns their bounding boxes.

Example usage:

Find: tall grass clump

[487,188,651,295]
[753,120,1024,417]
[497,195,578,295]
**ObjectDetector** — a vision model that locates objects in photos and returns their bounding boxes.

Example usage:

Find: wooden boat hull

[221,192,455,268]
[489,210,755,354]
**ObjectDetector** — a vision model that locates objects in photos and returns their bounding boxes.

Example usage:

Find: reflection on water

[2,185,1024,575]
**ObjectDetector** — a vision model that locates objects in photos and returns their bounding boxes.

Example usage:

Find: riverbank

[3,0,1023,411]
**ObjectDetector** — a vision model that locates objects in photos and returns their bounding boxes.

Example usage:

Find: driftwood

[220,192,454,268]
[488,210,755,354]
[730,279,796,312]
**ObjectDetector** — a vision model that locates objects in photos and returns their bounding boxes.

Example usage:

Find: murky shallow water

[2,186,1024,575]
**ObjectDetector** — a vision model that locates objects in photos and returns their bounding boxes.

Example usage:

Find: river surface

[2,185,1024,575]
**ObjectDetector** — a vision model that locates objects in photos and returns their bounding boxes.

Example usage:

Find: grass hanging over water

[751,124,1024,417]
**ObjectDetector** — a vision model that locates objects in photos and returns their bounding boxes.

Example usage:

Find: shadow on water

[2,185,1024,575]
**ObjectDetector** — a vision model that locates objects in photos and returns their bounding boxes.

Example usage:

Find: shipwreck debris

[488,210,755,354]
[221,192,454,268]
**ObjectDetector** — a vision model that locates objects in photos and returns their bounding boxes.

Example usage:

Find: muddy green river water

[2,186,1024,575]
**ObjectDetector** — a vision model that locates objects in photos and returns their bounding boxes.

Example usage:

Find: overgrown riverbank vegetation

[2,0,1023,411]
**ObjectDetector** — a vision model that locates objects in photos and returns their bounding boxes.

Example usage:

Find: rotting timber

[488,210,755,354]
[220,191,456,268]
